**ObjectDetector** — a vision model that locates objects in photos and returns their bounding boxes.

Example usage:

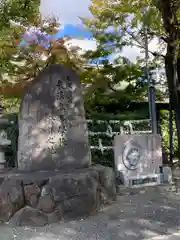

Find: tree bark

[157,0,180,158]
[165,48,180,158]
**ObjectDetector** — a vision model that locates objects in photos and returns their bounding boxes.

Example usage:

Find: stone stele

[17,64,91,171]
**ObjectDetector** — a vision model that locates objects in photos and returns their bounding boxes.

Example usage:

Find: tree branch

[125,29,165,58]
[24,0,29,9]
[108,82,117,92]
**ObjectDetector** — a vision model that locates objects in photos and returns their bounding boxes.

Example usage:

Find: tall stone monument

[3,64,116,226]
[18,64,91,171]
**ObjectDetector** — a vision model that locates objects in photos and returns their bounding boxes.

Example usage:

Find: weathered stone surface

[49,171,97,202]
[92,165,116,204]
[62,192,98,219]
[48,171,98,218]
[24,183,40,208]
[22,179,48,187]
[9,206,48,226]
[47,208,62,224]
[114,134,163,187]
[18,64,91,171]
[0,164,116,226]
[0,177,4,185]
[37,195,55,213]
[0,179,24,222]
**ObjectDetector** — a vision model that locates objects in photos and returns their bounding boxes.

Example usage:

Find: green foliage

[0,0,40,73]
[0,0,166,115]
[2,112,18,167]
[160,110,178,157]
[88,119,151,167]
[1,0,177,167]
[0,97,20,113]
[84,0,165,61]
[81,0,167,116]
[4,113,151,168]
[87,111,149,121]
[83,60,152,116]
[0,0,85,103]
[83,0,180,161]
[3,103,176,167]
[0,0,39,28]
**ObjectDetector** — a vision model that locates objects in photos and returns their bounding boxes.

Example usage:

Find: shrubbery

[3,107,177,168]
[4,113,151,168]
[160,110,178,158]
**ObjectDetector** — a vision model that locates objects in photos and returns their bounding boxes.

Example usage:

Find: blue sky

[53,25,108,64]
[39,0,164,63]
[40,0,110,64]
[54,24,93,39]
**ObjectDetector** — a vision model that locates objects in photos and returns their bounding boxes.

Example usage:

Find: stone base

[124,173,162,187]
[116,166,172,188]
[0,165,116,226]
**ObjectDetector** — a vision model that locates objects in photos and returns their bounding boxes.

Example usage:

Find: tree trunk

[165,41,180,159]
[156,0,180,159]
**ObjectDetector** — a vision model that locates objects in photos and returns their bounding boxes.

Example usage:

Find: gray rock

[62,192,98,219]
[0,179,24,222]
[41,184,53,196]
[37,195,55,213]
[47,208,62,224]
[18,64,91,171]
[48,171,98,218]
[9,206,48,226]
[2,165,116,226]
[24,183,41,208]
[92,165,116,204]
[49,171,97,202]
[22,179,48,187]
[0,177,4,185]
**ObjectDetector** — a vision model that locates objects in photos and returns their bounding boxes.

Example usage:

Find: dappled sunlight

[17,64,90,171]
[2,191,180,240]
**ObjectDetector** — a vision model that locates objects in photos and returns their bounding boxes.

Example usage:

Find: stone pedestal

[0,165,116,226]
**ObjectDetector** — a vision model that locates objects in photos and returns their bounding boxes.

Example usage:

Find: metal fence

[87,119,151,167]
[2,117,152,168]
[87,119,151,151]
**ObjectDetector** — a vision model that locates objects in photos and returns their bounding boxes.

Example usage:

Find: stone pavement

[1,187,180,240]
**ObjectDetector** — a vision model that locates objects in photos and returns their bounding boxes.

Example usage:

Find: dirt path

[1,188,180,240]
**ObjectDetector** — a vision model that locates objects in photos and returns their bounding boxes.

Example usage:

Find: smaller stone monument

[114,134,163,187]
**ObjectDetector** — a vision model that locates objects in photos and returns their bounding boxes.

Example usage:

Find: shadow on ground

[1,190,180,240]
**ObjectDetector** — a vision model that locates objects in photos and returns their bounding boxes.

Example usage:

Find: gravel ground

[1,188,180,240]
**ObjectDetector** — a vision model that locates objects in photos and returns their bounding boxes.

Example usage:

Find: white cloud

[40,0,92,24]
[121,38,166,62]
[68,38,166,63]
[40,1,166,63]
[66,39,97,52]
